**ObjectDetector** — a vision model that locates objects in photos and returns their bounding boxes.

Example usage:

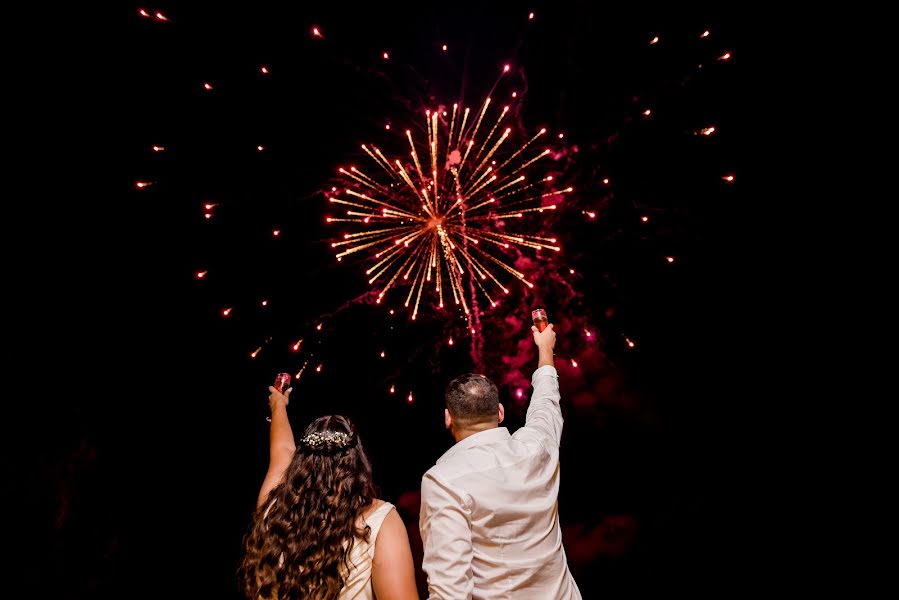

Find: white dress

[338,501,396,599]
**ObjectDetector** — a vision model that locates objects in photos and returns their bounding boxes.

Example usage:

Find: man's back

[420,365,581,599]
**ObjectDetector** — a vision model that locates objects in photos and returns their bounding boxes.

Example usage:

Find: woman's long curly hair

[238,415,377,600]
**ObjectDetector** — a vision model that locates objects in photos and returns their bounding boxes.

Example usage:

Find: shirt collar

[436,426,511,465]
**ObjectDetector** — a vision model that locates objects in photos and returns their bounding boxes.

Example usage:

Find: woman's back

[241,406,418,600]
[339,500,394,599]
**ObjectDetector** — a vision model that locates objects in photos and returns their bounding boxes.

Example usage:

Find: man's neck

[453,422,498,443]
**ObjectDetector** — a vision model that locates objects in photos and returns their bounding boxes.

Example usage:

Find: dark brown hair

[445,373,499,425]
[238,415,377,600]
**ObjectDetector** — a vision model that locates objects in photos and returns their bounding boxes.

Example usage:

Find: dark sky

[20,2,738,598]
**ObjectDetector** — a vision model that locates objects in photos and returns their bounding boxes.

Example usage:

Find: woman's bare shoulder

[360,498,387,521]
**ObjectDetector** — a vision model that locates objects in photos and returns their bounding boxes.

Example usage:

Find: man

[419,323,582,599]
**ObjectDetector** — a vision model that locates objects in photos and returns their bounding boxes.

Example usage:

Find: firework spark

[327,99,571,320]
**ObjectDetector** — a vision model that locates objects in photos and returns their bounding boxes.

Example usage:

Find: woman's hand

[268,385,292,412]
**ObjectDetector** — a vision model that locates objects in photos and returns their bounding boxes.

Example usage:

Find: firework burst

[327,98,573,320]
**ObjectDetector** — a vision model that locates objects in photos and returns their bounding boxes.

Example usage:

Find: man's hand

[268,386,291,412]
[532,323,556,368]
[532,323,556,351]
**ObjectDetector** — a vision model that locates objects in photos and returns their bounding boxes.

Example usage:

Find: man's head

[444,373,504,440]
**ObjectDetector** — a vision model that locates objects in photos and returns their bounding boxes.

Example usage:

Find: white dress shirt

[419,366,582,599]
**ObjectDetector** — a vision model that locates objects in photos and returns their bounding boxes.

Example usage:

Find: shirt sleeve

[419,471,474,600]
[522,365,563,447]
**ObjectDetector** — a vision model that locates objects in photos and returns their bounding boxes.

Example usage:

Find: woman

[239,385,419,600]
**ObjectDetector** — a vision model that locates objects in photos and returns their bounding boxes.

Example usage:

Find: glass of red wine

[267,373,291,422]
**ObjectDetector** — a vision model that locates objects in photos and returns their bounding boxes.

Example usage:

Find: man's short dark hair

[445,373,499,425]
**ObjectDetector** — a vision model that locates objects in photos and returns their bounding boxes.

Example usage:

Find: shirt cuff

[531,364,558,384]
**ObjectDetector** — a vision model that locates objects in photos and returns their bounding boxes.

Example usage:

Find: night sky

[22,2,738,598]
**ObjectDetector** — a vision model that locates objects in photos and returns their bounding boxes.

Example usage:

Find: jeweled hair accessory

[299,430,356,453]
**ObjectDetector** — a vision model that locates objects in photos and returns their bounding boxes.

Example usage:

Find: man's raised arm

[524,323,563,446]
